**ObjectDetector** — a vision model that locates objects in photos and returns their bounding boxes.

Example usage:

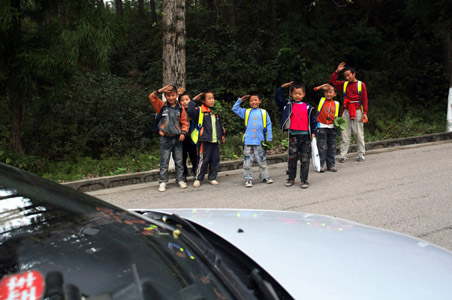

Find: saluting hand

[177,87,186,95]
[158,85,173,94]
[240,95,250,101]
[281,81,294,88]
[193,92,203,101]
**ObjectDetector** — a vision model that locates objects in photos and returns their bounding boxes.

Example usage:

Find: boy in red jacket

[330,62,368,162]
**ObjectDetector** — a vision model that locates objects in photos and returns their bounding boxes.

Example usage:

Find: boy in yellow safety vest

[330,62,369,162]
[186,90,226,188]
[232,92,273,188]
[313,84,340,172]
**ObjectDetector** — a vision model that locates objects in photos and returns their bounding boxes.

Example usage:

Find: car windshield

[0,166,233,299]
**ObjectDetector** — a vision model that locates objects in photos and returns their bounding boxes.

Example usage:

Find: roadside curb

[63,131,452,192]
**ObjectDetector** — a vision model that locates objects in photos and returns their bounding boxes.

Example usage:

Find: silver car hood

[144,209,452,300]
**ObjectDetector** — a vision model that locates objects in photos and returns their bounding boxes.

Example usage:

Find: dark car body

[0,163,288,300]
[2,163,452,300]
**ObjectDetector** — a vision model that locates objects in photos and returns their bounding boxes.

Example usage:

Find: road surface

[90,140,452,250]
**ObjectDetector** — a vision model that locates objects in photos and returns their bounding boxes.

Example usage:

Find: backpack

[190,109,204,145]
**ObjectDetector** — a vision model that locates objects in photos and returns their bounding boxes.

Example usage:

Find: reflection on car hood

[153,208,452,300]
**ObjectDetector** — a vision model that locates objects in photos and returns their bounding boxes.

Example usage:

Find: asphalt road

[90,140,452,251]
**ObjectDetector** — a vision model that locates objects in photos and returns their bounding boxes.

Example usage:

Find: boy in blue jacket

[232,92,273,187]
[275,81,317,188]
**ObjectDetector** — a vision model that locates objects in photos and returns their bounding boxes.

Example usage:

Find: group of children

[149,62,368,192]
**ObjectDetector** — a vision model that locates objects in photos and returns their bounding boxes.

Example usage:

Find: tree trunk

[206,0,215,40]
[10,78,23,155]
[150,0,157,24]
[115,0,123,18]
[60,1,66,27]
[162,0,186,88]
[228,0,236,28]
[271,0,277,30]
[9,0,23,154]
[138,0,144,18]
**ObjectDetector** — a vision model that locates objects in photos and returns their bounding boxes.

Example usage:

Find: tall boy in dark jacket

[275,81,317,189]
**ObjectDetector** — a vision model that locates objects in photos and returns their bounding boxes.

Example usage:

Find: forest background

[1,0,451,182]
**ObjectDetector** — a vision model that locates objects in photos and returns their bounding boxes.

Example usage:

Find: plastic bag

[311,137,321,172]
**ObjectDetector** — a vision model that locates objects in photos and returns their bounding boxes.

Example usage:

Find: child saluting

[232,92,273,187]
[275,81,317,189]
[149,85,189,192]
[186,90,225,188]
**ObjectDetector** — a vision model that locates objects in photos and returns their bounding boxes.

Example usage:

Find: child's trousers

[243,145,269,180]
[182,136,198,180]
[159,135,184,183]
[340,109,365,157]
[317,128,337,168]
[288,135,311,182]
[195,141,220,181]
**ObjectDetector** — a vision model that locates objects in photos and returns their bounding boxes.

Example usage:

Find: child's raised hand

[281,81,294,88]
[336,62,346,73]
[240,95,250,101]
[158,85,173,93]
[193,92,203,101]
[177,87,186,95]
[316,83,329,90]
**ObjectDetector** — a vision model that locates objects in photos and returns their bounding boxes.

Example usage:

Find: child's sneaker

[300,181,309,189]
[245,179,253,187]
[263,177,273,184]
[285,179,294,187]
[339,156,347,163]
[193,180,201,188]
[357,154,365,162]
[179,181,187,189]
[319,167,325,173]
[158,182,166,192]
[210,180,219,185]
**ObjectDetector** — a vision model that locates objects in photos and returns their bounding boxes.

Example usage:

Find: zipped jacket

[232,98,272,145]
[149,91,189,136]
[187,101,225,143]
[274,87,317,136]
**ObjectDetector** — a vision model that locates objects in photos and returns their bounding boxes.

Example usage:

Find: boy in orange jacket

[149,85,189,192]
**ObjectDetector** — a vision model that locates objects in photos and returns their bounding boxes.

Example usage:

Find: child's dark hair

[200,90,214,101]
[344,66,356,74]
[249,91,262,100]
[290,82,306,93]
[179,92,192,100]
[327,84,338,94]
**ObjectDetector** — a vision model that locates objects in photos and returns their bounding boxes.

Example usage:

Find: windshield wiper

[162,213,218,261]
[250,269,280,300]
[153,212,257,300]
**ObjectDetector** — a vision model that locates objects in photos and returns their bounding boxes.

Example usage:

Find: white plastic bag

[311,137,321,172]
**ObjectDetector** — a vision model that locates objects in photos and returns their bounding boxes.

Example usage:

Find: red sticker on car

[0,270,44,300]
